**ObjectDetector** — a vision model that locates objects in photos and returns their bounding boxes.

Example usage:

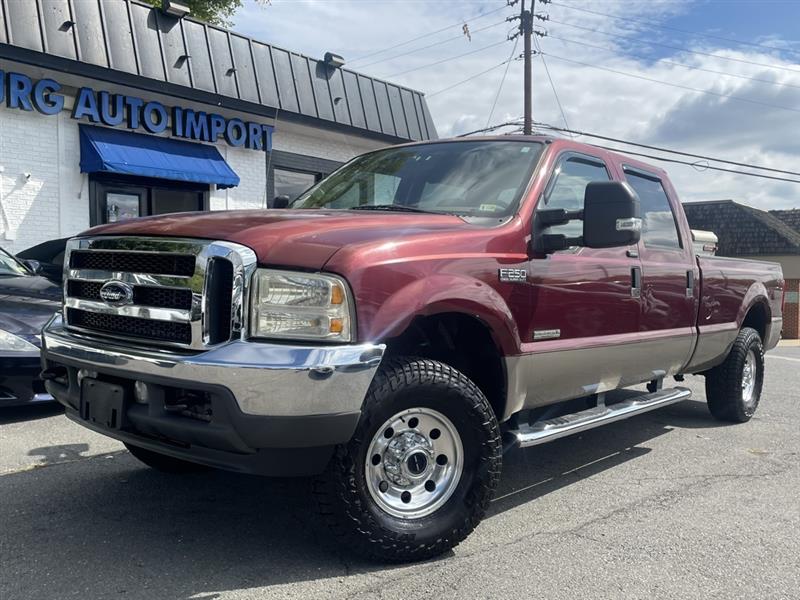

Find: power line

[533,34,572,132]
[546,17,800,75]
[384,39,510,78]
[456,120,800,184]
[589,144,800,185]
[549,1,800,58]
[457,119,523,137]
[356,19,508,70]
[485,37,519,127]
[541,52,800,114]
[534,123,800,178]
[348,3,509,64]
[428,59,512,97]
[546,32,800,91]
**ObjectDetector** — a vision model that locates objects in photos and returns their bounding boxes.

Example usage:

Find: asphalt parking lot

[1,346,798,600]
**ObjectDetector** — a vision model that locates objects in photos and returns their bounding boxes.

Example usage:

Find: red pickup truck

[41,136,784,561]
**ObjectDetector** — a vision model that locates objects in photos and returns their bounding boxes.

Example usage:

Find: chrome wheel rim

[741,349,757,407]
[365,407,463,519]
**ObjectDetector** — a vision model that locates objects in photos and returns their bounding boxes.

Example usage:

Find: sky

[232,0,800,210]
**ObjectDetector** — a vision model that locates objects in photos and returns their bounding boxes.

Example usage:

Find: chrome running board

[511,387,692,448]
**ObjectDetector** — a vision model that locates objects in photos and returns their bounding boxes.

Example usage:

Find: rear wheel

[705,327,764,423]
[314,357,502,562]
[124,443,210,474]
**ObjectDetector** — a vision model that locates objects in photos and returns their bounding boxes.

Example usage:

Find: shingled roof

[683,200,800,256]
[770,209,800,234]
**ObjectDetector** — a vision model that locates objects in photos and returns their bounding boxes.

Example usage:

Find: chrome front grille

[69,250,196,276]
[63,237,257,351]
[66,307,193,344]
[67,280,194,310]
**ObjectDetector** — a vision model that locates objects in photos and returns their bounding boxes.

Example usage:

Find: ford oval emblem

[99,281,134,305]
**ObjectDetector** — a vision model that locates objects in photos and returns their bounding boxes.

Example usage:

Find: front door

[520,151,643,408]
[91,175,208,225]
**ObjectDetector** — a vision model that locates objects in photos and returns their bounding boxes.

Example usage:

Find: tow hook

[40,366,68,382]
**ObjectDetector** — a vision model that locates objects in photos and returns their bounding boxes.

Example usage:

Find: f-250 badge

[498,268,527,283]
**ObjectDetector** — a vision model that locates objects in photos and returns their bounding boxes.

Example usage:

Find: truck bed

[686,255,784,373]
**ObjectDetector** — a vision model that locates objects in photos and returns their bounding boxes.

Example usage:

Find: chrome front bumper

[42,316,385,418]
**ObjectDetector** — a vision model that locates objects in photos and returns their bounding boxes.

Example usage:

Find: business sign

[0,71,274,152]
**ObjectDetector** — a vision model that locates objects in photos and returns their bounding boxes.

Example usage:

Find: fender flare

[362,273,521,356]
[737,281,772,328]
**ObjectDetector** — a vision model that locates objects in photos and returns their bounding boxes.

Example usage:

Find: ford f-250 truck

[40,136,784,561]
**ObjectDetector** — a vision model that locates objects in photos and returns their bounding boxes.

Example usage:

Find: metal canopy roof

[0,0,437,143]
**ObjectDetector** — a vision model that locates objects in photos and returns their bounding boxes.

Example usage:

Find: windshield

[0,247,30,276]
[292,140,544,217]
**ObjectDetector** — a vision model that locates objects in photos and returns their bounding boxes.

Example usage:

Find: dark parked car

[0,247,61,406]
[17,237,69,284]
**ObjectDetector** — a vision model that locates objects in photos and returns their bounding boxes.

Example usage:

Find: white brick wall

[0,107,63,253]
[224,144,268,210]
[0,93,387,254]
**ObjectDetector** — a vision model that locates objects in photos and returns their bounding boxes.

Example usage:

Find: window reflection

[545,157,611,238]
[625,172,682,249]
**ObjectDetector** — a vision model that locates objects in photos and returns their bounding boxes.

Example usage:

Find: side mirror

[23,259,42,274]
[582,181,641,248]
[532,181,641,254]
[273,195,291,209]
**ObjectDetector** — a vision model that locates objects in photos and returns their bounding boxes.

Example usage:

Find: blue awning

[79,125,240,189]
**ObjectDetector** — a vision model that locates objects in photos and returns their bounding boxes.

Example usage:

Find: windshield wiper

[349,204,434,214]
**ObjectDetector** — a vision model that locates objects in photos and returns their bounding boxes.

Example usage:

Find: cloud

[233,0,800,209]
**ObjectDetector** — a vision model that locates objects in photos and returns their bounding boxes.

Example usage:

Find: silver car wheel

[365,407,464,519]
[741,348,758,407]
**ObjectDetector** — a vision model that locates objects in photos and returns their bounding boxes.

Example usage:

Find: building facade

[684,200,800,340]
[0,0,436,254]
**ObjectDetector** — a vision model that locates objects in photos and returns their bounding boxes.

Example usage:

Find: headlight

[0,329,38,352]
[249,270,353,342]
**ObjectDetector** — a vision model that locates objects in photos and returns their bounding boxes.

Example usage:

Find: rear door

[622,166,698,377]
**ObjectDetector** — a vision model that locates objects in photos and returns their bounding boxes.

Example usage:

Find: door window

[543,155,611,237]
[625,171,682,249]
[105,192,141,222]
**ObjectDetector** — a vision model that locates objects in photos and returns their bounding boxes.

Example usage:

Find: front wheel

[705,327,765,423]
[314,357,502,562]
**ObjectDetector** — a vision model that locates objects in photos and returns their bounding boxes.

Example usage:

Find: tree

[145,0,244,27]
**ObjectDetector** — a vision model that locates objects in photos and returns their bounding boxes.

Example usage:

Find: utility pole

[521,0,534,134]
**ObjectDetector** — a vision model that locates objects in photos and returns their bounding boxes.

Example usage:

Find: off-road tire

[705,327,764,423]
[314,357,502,562]
[124,443,210,474]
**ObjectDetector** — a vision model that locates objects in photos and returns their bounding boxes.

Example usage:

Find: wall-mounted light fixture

[163,0,191,19]
[324,52,345,69]
[59,20,76,32]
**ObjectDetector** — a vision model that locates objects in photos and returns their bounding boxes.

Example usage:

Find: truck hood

[84,209,474,269]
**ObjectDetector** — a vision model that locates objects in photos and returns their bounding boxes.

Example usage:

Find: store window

[90,175,208,225]
[274,169,319,201]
